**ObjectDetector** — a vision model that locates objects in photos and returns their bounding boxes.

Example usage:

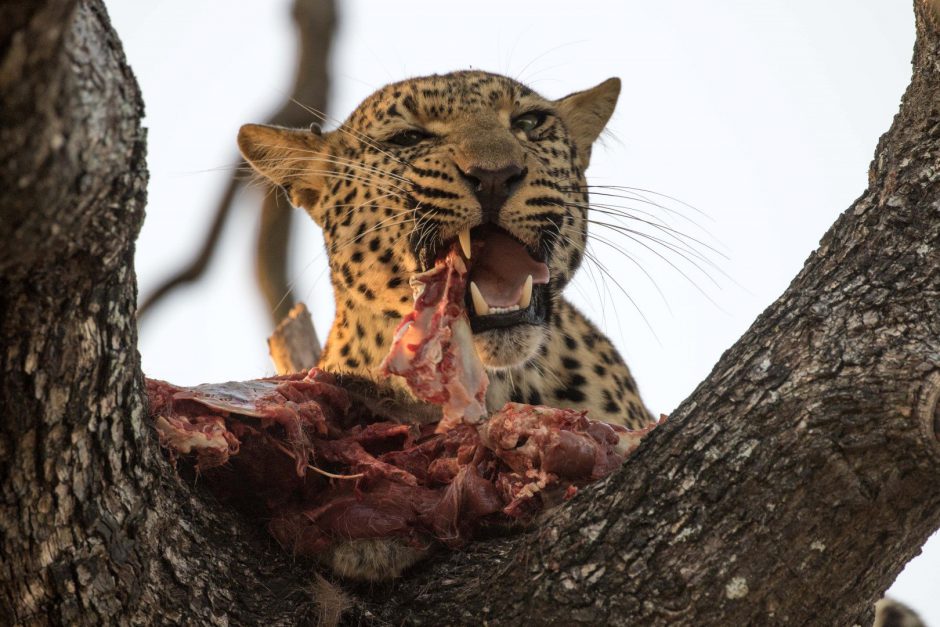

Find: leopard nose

[459,164,528,221]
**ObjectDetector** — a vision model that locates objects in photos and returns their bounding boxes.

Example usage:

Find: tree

[2,0,940,624]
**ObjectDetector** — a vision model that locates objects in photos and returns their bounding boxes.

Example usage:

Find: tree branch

[3,1,939,625]
[268,302,322,374]
[1,2,319,624]
[137,0,336,325]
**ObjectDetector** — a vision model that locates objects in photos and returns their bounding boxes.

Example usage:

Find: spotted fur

[240,70,653,430]
[239,71,654,582]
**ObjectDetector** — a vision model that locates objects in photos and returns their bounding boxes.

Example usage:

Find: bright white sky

[109,1,936,620]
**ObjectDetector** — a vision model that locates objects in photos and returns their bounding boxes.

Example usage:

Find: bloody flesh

[149,371,656,559]
[379,248,488,431]
[149,245,657,563]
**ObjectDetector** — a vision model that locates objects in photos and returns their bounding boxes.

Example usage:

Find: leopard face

[238,70,620,378]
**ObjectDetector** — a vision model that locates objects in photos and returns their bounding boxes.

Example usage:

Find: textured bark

[2,0,940,626]
[1,2,319,625]
[268,302,322,374]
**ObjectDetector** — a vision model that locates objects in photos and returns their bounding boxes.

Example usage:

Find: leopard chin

[472,324,546,369]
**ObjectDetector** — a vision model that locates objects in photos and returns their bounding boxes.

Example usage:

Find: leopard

[238,70,656,580]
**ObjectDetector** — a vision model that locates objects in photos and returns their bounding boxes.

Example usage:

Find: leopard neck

[318,303,401,382]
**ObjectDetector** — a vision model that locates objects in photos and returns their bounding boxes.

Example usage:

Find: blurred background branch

[138,0,336,329]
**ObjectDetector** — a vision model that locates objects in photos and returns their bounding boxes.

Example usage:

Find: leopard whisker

[327,213,415,253]
[552,197,723,272]
[563,199,716,265]
[247,138,411,186]
[561,186,722,243]
[560,190,714,238]
[580,209,727,275]
[560,213,726,311]
[528,355,566,392]
[513,39,588,87]
[542,216,663,339]
[577,240,660,343]
[247,153,411,196]
[556,197,727,274]
[584,218,728,291]
[247,163,406,193]
[582,202,726,259]
[249,148,410,179]
[549,223,623,337]
[571,183,711,220]
[277,150,414,185]
[579,244,632,346]
[582,230,673,313]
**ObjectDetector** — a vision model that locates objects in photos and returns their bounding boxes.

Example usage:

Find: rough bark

[1,2,319,625]
[2,1,940,626]
[268,302,322,374]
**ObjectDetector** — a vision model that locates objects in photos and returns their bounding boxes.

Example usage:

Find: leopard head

[238,71,619,372]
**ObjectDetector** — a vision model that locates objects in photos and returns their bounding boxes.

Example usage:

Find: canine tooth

[458,227,472,259]
[519,275,533,309]
[470,281,489,315]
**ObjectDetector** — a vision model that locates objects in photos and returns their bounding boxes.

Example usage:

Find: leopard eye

[386,129,430,147]
[512,111,547,133]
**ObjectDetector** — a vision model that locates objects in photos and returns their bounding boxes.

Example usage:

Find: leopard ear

[237,123,327,219]
[555,77,621,170]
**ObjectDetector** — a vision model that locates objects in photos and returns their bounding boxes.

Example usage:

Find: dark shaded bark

[2,0,940,625]
[1,2,319,625]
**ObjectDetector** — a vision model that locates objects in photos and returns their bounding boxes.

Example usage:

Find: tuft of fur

[310,573,352,627]
[328,538,429,582]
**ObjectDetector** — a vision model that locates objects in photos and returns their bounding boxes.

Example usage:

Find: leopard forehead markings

[239,70,654,431]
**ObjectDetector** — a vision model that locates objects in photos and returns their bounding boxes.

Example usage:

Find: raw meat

[148,371,656,560]
[379,248,488,431]
[149,243,660,566]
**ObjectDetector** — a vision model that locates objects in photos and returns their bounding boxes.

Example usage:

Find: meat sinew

[149,244,659,568]
[148,370,658,562]
[379,248,488,432]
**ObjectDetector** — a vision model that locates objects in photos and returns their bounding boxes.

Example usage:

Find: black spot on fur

[555,387,586,403]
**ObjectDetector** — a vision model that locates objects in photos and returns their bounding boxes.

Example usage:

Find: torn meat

[148,371,657,561]
[379,248,488,431]
[150,250,660,565]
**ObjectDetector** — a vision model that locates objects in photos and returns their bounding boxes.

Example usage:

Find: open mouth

[447,225,551,333]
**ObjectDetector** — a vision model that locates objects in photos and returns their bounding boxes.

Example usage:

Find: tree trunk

[3,1,940,625]
[1,2,317,624]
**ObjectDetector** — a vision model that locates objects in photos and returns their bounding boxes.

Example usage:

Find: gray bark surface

[2,1,940,625]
